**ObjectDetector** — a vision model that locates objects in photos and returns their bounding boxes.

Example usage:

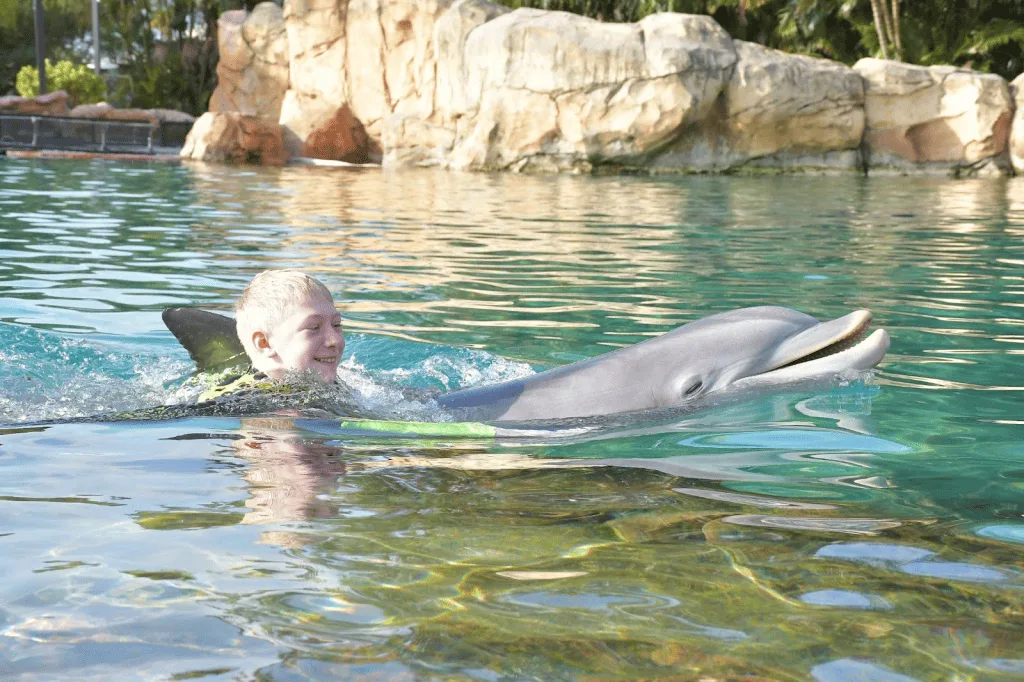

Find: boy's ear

[251,331,278,359]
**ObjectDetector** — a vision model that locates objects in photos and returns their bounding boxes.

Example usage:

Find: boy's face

[262,294,344,383]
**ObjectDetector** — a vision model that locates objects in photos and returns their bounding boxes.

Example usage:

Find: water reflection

[199,420,1022,680]
[232,417,348,528]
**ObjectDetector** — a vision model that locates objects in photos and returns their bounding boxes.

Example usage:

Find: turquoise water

[1,158,1023,680]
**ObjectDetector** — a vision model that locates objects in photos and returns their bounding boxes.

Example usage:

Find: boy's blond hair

[235,270,334,355]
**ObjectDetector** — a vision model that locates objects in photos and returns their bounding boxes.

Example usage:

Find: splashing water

[0,322,192,423]
[0,322,536,425]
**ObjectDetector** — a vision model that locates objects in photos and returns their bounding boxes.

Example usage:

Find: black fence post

[33,0,47,94]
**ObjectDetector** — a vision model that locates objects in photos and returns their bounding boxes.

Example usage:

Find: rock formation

[444,10,737,172]
[179,111,288,165]
[384,6,867,173]
[1011,74,1024,174]
[854,58,1012,175]
[194,0,1020,175]
[656,41,865,172]
[274,0,457,160]
[208,3,290,121]
[300,105,374,163]
[0,91,71,116]
[69,102,195,125]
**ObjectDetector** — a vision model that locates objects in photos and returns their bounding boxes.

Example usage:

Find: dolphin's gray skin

[162,306,889,423]
[435,306,889,421]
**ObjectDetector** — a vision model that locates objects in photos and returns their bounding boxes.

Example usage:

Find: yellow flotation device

[195,371,505,439]
[197,370,279,403]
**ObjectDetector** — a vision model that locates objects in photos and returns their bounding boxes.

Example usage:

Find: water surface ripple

[1,159,1023,680]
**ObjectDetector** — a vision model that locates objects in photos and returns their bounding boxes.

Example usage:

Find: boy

[198,270,344,401]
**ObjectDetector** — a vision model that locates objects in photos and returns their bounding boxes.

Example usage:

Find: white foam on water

[0,357,192,424]
[0,325,192,424]
[0,323,535,424]
[332,349,534,422]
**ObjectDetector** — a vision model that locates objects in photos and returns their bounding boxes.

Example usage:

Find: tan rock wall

[197,0,1020,176]
[301,104,374,163]
[0,92,70,116]
[855,58,1012,175]
[69,103,195,125]
[209,3,290,121]
[1011,74,1024,174]
[180,112,288,165]
[280,0,454,159]
[657,41,865,172]
[391,8,739,172]
[386,7,869,173]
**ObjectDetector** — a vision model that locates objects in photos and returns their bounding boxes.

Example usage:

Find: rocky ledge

[184,0,1024,175]
[1,92,195,127]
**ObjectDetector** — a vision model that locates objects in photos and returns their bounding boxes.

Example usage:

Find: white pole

[92,0,100,75]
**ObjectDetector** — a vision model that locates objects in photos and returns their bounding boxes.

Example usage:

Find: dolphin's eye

[683,381,703,397]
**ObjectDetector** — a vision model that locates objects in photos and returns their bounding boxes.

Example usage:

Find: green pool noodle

[336,418,498,438]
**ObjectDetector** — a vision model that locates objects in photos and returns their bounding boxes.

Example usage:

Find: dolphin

[162,305,889,423]
[435,306,889,421]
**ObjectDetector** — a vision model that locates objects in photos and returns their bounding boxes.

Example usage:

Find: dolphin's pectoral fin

[162,308,248,373]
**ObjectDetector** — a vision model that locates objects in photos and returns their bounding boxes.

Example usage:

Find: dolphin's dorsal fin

[162,308,248,373]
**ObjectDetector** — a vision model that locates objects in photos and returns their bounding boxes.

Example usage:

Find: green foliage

[14,65,36,98]
[897,0,1024,77]
[0,0,236,109]
[15,59,106,104]
[99,0,238,114]
[111,41,218,115]
[0,0,87,95]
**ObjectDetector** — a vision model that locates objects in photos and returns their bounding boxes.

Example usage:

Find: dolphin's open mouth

[777,313,872,369]
[735,310,890,387]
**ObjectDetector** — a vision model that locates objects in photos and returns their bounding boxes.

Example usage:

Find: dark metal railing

[0,115,191,155]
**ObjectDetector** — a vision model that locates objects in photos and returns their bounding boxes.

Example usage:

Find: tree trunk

[869,0,891,60]
[890,0,903,60]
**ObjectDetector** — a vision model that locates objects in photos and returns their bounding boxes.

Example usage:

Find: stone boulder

[389,8,738,172]
[1010,74,1024,174]
[276,0,347,155]
[300,104,376,163]
[854,58,1012,175]
[385,6,864,173]
[0,91,70,116]
[381,0,507,167]
[655,41,865,172]
[149,109,197,124]
[209,3,290,121]
[69,102,195,126]
[433,0,511,126]
[179,111,288,165]
[280,0,453,159]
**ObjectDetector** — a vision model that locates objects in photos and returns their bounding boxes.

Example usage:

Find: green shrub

[15,59,106,105]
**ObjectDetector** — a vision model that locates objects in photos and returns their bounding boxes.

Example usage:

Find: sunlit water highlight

[1,158,1023,680]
